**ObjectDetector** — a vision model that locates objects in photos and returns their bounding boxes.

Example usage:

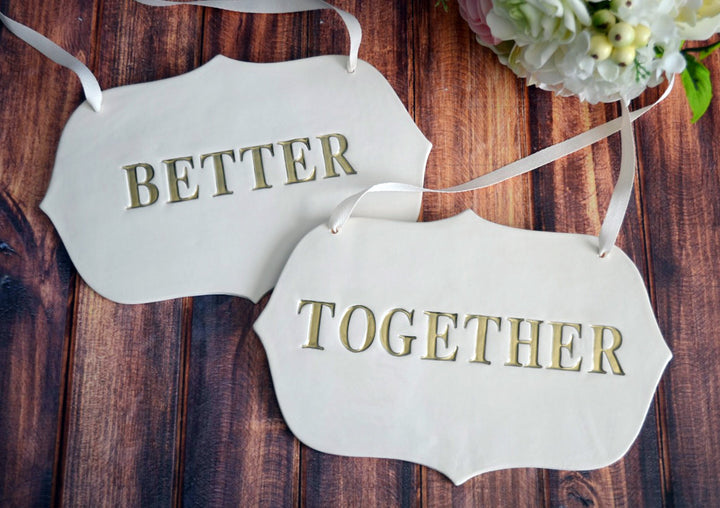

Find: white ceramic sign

[254,211,672,484]
[41,55,430,303]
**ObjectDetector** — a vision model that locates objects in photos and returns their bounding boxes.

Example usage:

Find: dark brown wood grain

[414,0,533,228]
[57,1,203,505]
[424,468,544,507]
[0,2,95,505]
[61,293,185,505]
[183,296,299,506]
[637,78,720,506]
[201,6,307,62]
[1,0,719,505]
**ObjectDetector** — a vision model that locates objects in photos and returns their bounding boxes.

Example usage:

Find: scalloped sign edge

[254,210,672,484]
[40,54,431,304]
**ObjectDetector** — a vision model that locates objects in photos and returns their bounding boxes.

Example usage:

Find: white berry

[612,46,636,67]
[589,35,613,61]
[609,22,636,48]
[634,25,651,47]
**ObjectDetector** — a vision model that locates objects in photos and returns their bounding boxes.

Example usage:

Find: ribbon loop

[134,0,362,72]
[329,77,675,256]
[0,12,103,112]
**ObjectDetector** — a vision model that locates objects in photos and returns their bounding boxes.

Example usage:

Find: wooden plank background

[1,0,718,505]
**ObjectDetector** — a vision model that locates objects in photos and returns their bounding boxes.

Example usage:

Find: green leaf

[681,53,713,123]
[435,0,449,11]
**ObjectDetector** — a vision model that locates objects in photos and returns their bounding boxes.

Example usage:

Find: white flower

[487,0,591,47]
[478,0,685,102]
[677,0,720,39]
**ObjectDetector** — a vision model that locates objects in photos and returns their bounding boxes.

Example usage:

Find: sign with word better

[41,55,430,303]
[254,211,672,483]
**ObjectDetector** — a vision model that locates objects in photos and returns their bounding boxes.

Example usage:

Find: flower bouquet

[447,0,720,120]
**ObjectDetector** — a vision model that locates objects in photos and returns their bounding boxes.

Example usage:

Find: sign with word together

[254,211,672,483]
[41,55,430,303]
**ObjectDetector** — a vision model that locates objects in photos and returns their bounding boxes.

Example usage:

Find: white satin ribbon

[0,12,103,112]
[133,0,362,72]
[329,77,675,257]
[598,99,634,257]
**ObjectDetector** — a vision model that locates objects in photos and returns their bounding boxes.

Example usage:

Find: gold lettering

[340,305,376,353]
[317,133,356,178]
[298,300,335,350]
[505,318,542,368]
[379,308,415,357]
[548,322,582,371]
[200,150,235,197]
[295,298,627,376]
[590,325,625,375]
[163,156,199,203]
[422,311,458,361]
[239,144,274,190]
[122,163,159,209]
[278,138,316,184]
[464,314,501,364]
